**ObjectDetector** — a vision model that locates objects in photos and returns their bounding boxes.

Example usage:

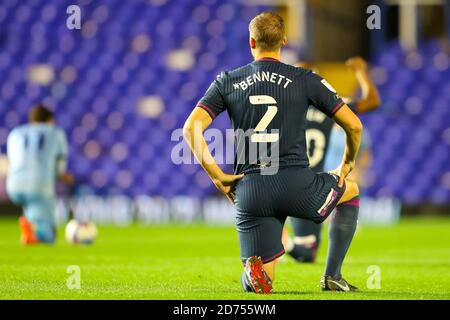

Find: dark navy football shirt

[196,58,345,174]
[305,102,357,173]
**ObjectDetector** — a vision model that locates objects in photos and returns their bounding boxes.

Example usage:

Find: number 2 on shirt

[249,95,279,143]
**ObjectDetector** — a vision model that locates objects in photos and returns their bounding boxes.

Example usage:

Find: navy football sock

[291,218,322,246]
[288,243,317,263]
[324,197,359,279]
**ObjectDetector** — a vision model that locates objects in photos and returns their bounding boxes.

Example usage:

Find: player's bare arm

[332,105,363,187]
[346,56,381,113]
[183,107,243,203]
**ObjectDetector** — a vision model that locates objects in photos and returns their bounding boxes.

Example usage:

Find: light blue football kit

[6,123,68,243]
[324,125,370,172]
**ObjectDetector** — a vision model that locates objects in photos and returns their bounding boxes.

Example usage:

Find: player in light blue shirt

[324,124,372,183]
[6,105,69,244]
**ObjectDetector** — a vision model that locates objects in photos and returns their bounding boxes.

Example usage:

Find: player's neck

[253,51,281,62]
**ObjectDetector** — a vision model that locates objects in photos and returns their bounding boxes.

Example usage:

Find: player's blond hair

[249,12,285,51]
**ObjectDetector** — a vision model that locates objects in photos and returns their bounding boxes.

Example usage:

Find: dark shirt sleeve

[305,71,345,117]
[196,73,226,119]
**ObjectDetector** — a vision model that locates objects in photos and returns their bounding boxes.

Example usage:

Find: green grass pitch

[0,216,449,300]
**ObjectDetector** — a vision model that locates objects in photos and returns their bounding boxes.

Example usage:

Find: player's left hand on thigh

[337,162,355,187]
[213,173,244,204]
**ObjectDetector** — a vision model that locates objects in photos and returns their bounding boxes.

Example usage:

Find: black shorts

[235,166,345,263]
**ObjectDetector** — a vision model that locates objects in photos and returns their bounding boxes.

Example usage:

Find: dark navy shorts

[235,166,345,263]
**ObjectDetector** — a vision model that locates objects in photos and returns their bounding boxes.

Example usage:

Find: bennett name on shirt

[233,71,293,91]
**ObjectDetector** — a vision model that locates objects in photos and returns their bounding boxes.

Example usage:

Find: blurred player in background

[6,105,70,244]
[282,57,381,263]
[183,12,364,293]
[325,125,373,188]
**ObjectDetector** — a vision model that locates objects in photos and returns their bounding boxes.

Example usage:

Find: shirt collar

[255,57,280,62]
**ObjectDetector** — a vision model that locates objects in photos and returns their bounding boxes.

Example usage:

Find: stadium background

[1,0,448,225]
[0,0,449,300]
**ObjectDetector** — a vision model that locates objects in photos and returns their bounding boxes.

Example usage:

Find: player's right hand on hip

[213,173,244,204]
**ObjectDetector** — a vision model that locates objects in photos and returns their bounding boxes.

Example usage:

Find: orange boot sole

[244,256,273,294]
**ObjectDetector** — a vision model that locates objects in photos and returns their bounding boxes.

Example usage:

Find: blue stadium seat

[0,2,448,204]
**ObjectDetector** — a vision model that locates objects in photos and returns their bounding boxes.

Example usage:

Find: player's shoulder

[209,64,255,93]
[216,62,254,81]
[53,125,66,135]
[281,62,311,75]
[37,124,64,137]
[281,64,320,86]
[8,124,28,137]
[297,67,322,80]
[216,61,311,83]
[51,126,67,141]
